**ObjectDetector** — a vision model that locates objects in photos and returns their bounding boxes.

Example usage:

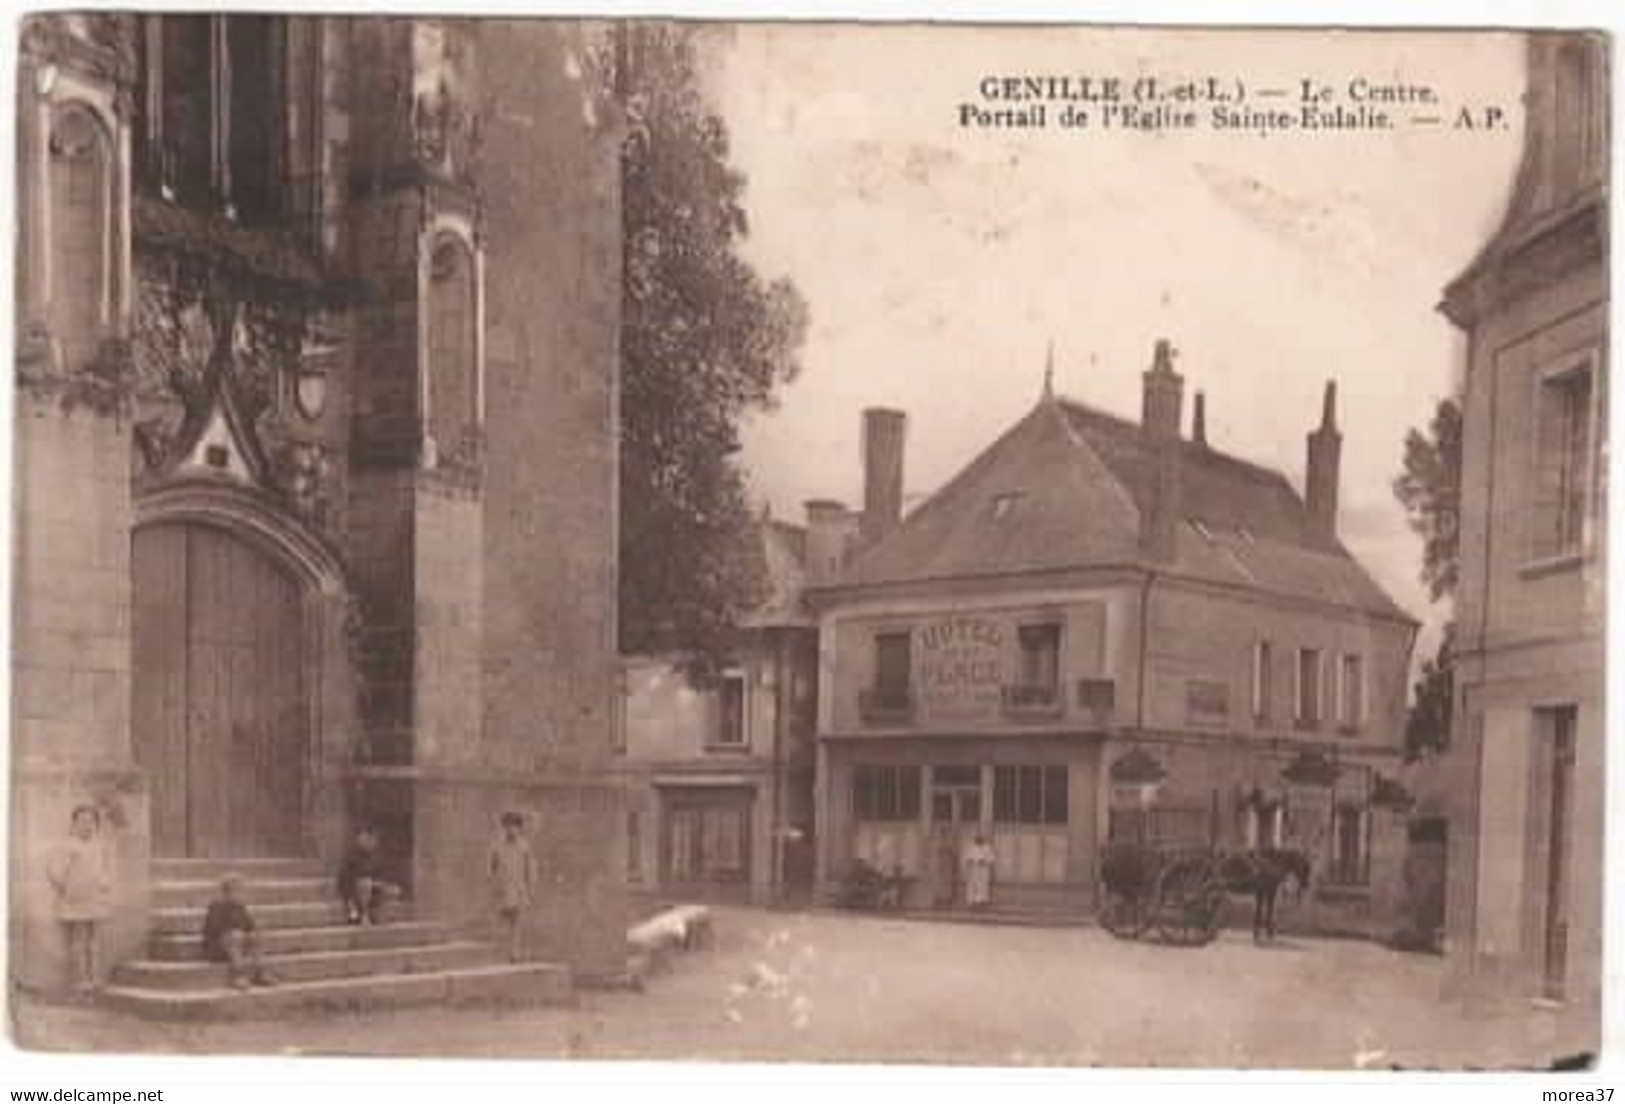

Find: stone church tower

[13,15,628,999]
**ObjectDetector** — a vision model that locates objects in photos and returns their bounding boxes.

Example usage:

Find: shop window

[1251,640,1273,722]
[993,765,1068,826]
[1337,653,1366,731]
[713,672,746,748]
[1295,648,1323,728]
[1532,361,1595,562]
[853,765,921,822]
[48,105,112,345]
[1328,804,1370,885]
[427,235,479,459]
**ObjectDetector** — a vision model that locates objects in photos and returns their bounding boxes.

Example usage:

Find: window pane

[1017,624,1060,690]
[716,676,745,744]
[160,15,212,205]
[897,767,921,820]
[1298,649,1322,722]
[1019,766,1042,822]
[428,239,478,458]
[875,633,911,704]
[1043,766,1069,825]
[993,766,1017,821]
[226,15,279,222]
[1252,641,1272,719]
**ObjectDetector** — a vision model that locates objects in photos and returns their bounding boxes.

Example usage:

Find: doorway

[928,765,982,907]
[132,522,311,858]
[1540,706,1578,999]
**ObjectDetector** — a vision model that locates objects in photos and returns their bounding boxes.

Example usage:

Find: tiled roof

[738,518,815,629]
[833,395,1416,624]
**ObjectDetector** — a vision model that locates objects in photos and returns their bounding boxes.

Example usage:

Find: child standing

[488,812,535,963]
[47,805,112,993]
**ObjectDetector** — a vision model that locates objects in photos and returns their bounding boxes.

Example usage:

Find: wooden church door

[134,523,310,857]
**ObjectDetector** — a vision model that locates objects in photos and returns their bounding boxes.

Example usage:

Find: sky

[710,25,1526,650]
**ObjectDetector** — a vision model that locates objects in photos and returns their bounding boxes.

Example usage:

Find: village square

[7,16,1608,1072]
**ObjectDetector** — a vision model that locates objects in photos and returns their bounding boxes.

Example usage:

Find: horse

[1219,848,1312,942]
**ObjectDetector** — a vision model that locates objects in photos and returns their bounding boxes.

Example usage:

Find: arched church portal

[132,491,343,858]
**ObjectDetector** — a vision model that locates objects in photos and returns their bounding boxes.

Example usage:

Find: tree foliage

[1393,396,1463,759]
[611,25,809,668]
[1392,397,1462,604]
[1404,626,1454,761]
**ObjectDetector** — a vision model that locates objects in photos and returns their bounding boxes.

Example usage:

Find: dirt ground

[9,906,1585,1070]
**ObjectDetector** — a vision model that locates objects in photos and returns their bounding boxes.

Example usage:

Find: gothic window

[48,105,112,347]
[426,236,479,458]
[225,16,281,224]
[138,14,290,223]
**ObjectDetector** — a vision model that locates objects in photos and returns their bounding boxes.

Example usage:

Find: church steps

[147,920,456,962]
[113,940,497,990]
[150,899,362,935]
[100,962,574,1022]
[103,862,576,1019]
[150,857,329,881]
[154,877,335,909]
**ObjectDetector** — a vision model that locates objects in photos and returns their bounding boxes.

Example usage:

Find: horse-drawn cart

[1097,842,1230,946]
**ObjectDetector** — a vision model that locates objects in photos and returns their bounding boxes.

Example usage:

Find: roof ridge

[1054,393,1298,494]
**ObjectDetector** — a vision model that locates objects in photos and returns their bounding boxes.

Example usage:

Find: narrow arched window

[426,235,478,458]
[49,104,111,355]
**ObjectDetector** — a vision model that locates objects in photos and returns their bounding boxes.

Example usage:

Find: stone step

[153,878,335,909]
[151,857,328,881]
[149,919,448,961]
[115,940,497,991]
[100,962,575,1022]
[151,898,415,935]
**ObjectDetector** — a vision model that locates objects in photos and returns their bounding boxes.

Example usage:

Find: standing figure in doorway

[962,833,997,910]
[488,811,536,962]
[46,805,113,993]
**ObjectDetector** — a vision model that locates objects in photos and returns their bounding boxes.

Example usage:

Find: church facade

[12,14,627,992]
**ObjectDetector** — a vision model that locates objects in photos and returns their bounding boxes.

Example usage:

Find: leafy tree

[1393,398,1462,604]
[610,25,809,669]
[1393,397,1462,759]
[1404,626,1454,761]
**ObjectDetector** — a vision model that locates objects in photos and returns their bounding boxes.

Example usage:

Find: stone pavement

[9,906,1578,1069]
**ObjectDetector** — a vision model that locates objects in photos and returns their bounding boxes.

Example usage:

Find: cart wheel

[1100,894,1148,940]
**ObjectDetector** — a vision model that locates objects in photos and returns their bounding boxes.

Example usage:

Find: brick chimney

[1191,390,1208,449]
[1140,339,1185,560]
[1305,381,1342,548]
[860,407,907,545]
[804,499,858,586]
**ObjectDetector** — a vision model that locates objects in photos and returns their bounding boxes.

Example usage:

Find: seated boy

[337,825,398,926]
[201,875,275,990]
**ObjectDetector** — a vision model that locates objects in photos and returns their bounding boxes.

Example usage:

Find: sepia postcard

[4,8,1614,1078]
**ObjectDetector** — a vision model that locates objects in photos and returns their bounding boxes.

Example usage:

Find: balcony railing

[858,688,913,725]
[1000,683,1064,720]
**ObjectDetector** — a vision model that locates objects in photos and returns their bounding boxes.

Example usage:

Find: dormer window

[990,492,1024,521]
